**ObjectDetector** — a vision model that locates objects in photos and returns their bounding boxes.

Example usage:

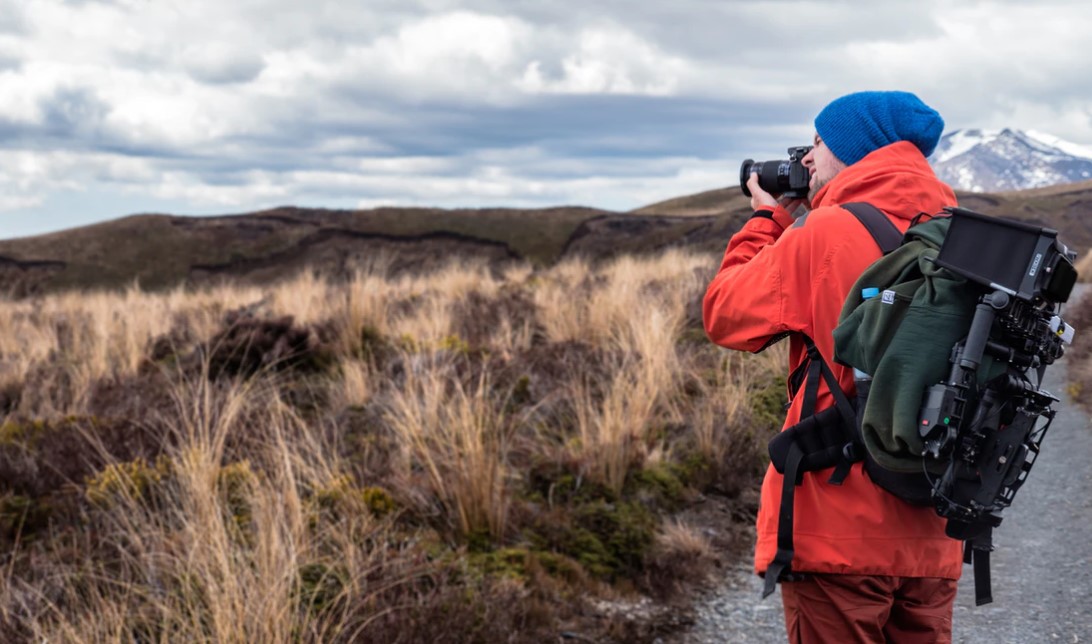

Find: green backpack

[764,204,1076,606]
[834,214,1004,479]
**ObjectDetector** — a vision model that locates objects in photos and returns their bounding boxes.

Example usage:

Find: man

[703,91,965,642]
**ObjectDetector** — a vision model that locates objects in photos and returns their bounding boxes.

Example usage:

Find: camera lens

[740,159,794,197]
[739,159,755,197]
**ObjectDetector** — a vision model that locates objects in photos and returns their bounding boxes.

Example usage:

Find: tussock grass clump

[0,248,786,642]
[383,365,515,541]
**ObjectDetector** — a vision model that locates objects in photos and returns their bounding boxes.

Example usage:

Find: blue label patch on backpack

[881,290,897,304]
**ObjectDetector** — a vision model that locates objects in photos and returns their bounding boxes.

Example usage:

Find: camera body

[740,145,813,199]
[915,207,1078,541]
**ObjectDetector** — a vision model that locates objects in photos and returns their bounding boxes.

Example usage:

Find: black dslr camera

[916,207,1078,544]
[739,145,813,199]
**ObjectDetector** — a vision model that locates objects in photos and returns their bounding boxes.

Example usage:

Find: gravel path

[675,291,1092,643]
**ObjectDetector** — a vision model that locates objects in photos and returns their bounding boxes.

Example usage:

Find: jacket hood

[811,141,956,221]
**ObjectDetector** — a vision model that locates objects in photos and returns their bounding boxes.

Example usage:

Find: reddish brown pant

[780,574,957,644]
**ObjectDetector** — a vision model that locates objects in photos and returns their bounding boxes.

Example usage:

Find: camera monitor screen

[934,207,1063,302]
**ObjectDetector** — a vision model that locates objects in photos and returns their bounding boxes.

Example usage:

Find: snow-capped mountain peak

[931,128,1092,192]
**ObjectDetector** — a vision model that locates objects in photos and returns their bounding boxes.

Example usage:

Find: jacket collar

[810,141,957,221]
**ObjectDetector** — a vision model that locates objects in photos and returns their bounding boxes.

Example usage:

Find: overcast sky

[3,0,1092,238]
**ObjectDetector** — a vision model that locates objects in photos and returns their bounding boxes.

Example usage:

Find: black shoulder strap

[762,335,860,598]
[842,202,903,254]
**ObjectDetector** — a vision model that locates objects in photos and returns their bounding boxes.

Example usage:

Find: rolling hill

[0,179,1089,296]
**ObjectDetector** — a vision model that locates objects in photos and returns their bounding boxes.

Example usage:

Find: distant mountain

[931,128,1092,192]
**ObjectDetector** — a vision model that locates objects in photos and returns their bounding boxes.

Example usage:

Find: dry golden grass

[18,378,393,643]
[0,248,785,642]
[383,364,515,540]
[656,519,714,562]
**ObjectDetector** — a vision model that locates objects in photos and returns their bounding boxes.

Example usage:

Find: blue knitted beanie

[814,91,944,166]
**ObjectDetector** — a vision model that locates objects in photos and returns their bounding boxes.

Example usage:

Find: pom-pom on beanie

[814,91,944,166]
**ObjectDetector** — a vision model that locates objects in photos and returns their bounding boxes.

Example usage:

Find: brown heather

[0,249,787,643]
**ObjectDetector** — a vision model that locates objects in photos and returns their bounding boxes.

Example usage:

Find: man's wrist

[771,205,796,229]
[750,206,796,230]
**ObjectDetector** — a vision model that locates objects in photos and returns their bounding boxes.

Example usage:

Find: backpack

[763,203,1077,606]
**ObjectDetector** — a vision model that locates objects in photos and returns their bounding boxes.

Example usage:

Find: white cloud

[146,170,292,206]
[355,156,456,174]
[371,11,527,75]
[517,26,691,96]
[0,195,42,212]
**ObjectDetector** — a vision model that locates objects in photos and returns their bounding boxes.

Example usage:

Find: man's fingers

[748,172,779,210]
[747,172,762,192]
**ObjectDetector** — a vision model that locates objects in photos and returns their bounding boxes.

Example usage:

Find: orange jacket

[703,141,964,579]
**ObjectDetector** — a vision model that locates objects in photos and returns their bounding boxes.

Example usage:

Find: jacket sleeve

[702,206,815,352]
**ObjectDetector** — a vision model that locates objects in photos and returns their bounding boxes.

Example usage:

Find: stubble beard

[808,177,829,203]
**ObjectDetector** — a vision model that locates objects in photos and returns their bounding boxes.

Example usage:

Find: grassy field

[0,248,787,642]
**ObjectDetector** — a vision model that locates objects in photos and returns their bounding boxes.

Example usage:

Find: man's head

[802,91,944,200]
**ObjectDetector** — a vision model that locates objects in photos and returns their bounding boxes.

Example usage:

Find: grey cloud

[41,87,111,139]
[185,54,266,85]
[0,86,193,161]
[0,117,27,144]
[162,93,809,189]
[0,1,27,34]
[0,54,21,72]
[36,88,194,161]
[408,95,810,159]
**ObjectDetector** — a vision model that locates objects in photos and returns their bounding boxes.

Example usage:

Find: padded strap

[793,336,858,487]
[764,441,804,599]
[799,336,857,437]
[843,202,903,254]
[802,351,822,419]
[763,336,864,598]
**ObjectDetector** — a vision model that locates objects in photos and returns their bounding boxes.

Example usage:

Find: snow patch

[934,129,1000,163]
[1025,130,1092,160]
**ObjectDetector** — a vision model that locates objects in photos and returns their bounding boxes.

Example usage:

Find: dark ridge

[0,255,66,270]
[190,228,521,275]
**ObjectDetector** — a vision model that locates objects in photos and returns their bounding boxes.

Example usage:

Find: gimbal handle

[956,290,1011,374]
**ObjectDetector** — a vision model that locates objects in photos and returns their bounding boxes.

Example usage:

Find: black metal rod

[960,292,1007,370]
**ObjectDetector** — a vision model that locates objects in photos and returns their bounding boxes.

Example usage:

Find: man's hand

[748,172,806,218]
